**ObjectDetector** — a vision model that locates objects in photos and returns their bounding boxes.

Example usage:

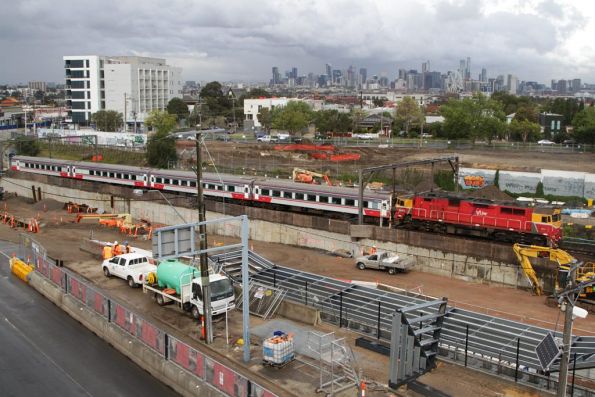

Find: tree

[271,101,312,134]
[440,93,506,142]
[572,106,595,145]
[144,110,177,168]
[15,135,40,156]
[351,109,367,133]
[91,110,123,132]
[395,97,422,135]
[257,107,273,132]
[166,98,189,121]
[199,81,231,117]
[508,119,541,142]
[145,110,177,135]
[372,98,385,107]
[493,170,500,189]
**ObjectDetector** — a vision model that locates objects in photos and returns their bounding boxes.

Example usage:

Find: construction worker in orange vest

[369,245,377,255]
[102,244,113,259]
[113,241,122,256]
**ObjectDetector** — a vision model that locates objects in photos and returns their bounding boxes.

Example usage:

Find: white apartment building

[244,97,290,127]
[64,55,183,126]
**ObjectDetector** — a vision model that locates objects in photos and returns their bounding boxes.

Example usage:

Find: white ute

[102,253,157,288]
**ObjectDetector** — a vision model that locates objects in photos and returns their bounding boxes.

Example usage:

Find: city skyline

[2,0,595,84]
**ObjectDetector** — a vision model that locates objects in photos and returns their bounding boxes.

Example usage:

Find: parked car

[354,252,415,275]
[538,139,555,145]
[102,253,156,288]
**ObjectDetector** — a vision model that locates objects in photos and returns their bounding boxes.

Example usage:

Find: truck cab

[102,253,157,288]
[189,273,235,319]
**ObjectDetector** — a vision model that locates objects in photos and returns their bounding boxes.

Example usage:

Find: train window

[116,173,122,179]
[272,190,281,197]
[424,198,432,202]
[130,175,136,180]
[513,209,525,216]
[331,197,342,205]
[307,194,316,202]
[474,203,488,208]
[552,214,560,222]
[345,199,355,206]
[190,181,197,188]
[261,189,270,196]
[123,174,129,180]
[156,177,163,183]
[364,201,369,208]
[109,172,115,178]
[541,216,548,222]
[319,195,328,203]
[501,208,513,214]
[89,170,94,175]
[295,192,304,200]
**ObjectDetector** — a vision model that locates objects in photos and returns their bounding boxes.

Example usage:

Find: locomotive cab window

[513,209,525,216]
[552,214,560,222]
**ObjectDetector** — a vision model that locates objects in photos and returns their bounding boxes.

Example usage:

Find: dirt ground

[192,142,595,176]
[0,196,590,396]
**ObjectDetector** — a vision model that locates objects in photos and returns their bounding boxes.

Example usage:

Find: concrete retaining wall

[28,271,223,397]
[2,176,536,290]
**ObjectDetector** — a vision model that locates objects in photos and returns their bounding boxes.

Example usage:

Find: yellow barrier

[9,257,34,283]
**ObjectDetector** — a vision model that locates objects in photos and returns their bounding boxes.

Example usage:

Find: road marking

[3,317,95,397]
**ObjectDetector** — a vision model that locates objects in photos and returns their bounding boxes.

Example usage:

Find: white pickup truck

[102,253,157,288]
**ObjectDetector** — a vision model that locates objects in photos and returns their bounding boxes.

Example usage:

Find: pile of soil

[464,185,513,201]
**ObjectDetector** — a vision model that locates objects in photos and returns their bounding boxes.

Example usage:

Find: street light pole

[557,264,579,397]
[196,132,212,343]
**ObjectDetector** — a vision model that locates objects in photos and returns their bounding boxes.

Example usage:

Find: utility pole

[557,266,578,397]
[196,132,212,343]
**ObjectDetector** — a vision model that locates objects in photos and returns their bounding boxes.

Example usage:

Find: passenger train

[10,156,562,244]
[10,156,391,221]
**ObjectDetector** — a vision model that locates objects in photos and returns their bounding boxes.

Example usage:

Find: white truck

[142,267,235,320]
[102,253,156,288]
[354,251,415,275]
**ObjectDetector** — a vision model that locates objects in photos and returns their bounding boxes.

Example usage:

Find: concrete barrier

[277,300,320,326]
[27,271,225,397]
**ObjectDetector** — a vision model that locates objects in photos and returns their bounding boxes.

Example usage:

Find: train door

[380,200,389,218]
[243,184,251,200]
[253,185,260,201]
[11,158,19,171]
[149,174,155,188]
[142,174,148,187]
[66,166,71,178]
[72,165,78,178]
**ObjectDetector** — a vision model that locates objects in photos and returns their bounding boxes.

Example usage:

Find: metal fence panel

[109,301,165,354]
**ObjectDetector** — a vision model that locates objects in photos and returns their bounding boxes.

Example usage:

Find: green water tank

[156,259,198,295]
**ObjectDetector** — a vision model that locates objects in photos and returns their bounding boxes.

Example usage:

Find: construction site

[1,150,594,397]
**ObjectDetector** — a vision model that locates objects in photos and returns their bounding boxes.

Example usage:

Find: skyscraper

[292,67,298,79]
[481,68,487,82]
[465,57,471,79]
[325,63,332,79]
[272,66,280,84]
[359,68,367,86]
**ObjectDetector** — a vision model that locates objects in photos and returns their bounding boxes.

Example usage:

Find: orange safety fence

[310,152,328,160]
[274,144,335,152]
[330,153,361,162]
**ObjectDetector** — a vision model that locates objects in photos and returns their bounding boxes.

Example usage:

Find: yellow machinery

[292,168,332,186]
[512,243,595,305]
[513,243,576,296]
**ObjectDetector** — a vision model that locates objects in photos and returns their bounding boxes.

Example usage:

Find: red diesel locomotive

[395,193,562,245]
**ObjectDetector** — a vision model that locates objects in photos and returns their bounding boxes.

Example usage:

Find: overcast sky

[2,0,594,85]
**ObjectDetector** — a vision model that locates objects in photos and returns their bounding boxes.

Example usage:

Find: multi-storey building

[63,55,182,126]
[28,81,47,92]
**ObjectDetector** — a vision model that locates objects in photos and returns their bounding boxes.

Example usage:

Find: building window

[85,60,89,68]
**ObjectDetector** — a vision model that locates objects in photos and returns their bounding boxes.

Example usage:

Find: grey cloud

[0,0,593,84]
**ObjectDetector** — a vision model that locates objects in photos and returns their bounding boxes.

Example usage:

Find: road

[0,241,179,397]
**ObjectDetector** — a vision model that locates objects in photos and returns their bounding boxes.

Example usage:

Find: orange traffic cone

[359,381,366,397]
